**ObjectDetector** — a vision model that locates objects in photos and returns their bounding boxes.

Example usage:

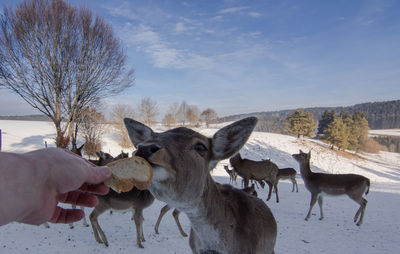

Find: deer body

[277,168,298,192]
[292,150,370,226]
[230,154,279,202]
[90,188,154,248]
[223,165,237,185]
[125,117,277,254]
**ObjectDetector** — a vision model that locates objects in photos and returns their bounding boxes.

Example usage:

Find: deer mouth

[146,148,176,181]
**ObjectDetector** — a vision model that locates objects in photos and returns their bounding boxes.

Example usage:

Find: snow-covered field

[0,120,399,254]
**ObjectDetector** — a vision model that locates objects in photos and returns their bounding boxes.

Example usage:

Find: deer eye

[193,142,208,156]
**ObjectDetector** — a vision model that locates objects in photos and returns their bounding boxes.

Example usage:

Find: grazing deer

[276,168,298,193]
[125,117,277,254]
[292,150,370,226]
[230,153,280,202]
[223,165,238,185]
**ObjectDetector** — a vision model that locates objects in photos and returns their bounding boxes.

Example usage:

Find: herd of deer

[48,117,371,254]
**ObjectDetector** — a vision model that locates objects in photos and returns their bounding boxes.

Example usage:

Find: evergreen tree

[351,112,370,151]
[324,116,349,150]
[285,110,317,138]
[318,110,336,134]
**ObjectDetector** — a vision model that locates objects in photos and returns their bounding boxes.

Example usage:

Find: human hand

[0,148,111,226]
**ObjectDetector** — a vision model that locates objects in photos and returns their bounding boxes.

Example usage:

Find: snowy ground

[0,120,399,254]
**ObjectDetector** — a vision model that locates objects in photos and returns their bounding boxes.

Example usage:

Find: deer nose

[135,144,161,161]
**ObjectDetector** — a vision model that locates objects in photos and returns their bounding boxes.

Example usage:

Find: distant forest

[220,100,400,133]
[0,114,50,121]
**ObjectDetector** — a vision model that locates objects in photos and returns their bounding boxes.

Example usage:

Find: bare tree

[186,104,200,127]
[162,113,176,128]
[200,108,218,128]
[176,101,189,126]
[138,97,158,126]
[109,104,135,148]
[79,107,106,157]
[0,0,134,147]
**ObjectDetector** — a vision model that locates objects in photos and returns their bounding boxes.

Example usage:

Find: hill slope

[0,120,399,254]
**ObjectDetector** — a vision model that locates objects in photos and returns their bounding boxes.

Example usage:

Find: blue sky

[0,0,399,118]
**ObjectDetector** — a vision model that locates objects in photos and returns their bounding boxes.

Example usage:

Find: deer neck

[182,175,228,251]
[298,160,313,179]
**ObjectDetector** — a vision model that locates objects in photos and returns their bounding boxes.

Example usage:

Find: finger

[84,166,111,185]
[57,191,99,207]
[49,207,84,224]
[79,183,109,195]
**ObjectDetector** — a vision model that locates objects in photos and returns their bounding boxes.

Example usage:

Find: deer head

[123,117,258,210]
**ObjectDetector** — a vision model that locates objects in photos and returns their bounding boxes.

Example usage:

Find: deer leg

[155,204,171,234]
[80,206,89,227]
[243,178,250,188]
[133,209,145,248]
[294,178,299,192]
[265,181,273,201]
[318,196,324,220]
[172,209,188,237]
[89,207,109,246]
[69,205,76,229]
[274,183,279,203]
[353,198,367,226]
[305,193,318,221]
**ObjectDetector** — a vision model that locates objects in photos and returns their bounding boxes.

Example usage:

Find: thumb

[85,166,111,185]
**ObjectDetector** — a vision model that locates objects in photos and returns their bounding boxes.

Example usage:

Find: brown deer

[230,153,280,202]
[125,117,277,254]
[89,187,155,248]
[292,150,370,226]
[89,150,187,247]
[223,165,238,185]
[276,168,298,192]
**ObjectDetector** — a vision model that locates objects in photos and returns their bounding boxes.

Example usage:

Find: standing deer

[223,165,238,185]
[230,153,280,202]
[125,117,277,254]
[89,151,187,247]
[276,168,298,192]
[292,150,370,226]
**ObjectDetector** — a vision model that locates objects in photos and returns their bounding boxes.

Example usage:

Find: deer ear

[124,118,155,147]
[211,117,257,164]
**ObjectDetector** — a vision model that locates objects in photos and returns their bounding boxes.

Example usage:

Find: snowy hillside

[0,120,399,254]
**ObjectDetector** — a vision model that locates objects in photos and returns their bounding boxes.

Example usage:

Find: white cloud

[121,24,213,70]
[219,6,249,14]
[248,12,262,18]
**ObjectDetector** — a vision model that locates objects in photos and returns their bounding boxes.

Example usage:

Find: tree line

[285,109,371,152]
[221,100,400,132]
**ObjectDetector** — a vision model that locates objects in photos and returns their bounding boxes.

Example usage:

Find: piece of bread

[104,156,153,192]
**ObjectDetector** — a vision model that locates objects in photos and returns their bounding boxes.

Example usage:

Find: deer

[230,153,280,202]
[124,116,277,254]
[223,165,238,185]
[89,150,188,247]
[276,168,298,192]
[292,150,370,226]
